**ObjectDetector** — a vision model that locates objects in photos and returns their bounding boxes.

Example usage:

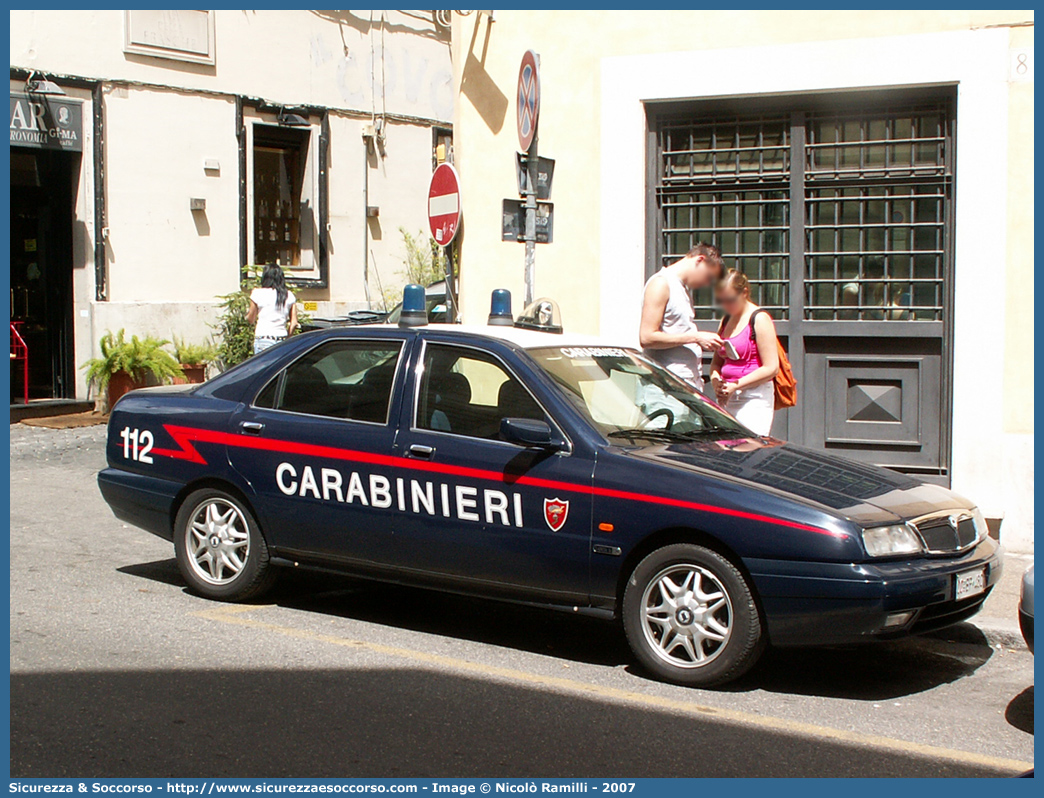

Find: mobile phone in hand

[722,340,740,360]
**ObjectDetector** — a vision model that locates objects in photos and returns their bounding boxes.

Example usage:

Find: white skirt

[725,382,775,436]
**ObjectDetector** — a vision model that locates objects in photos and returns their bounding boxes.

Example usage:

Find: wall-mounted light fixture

[25,71,67,96]
[277,107,310,126]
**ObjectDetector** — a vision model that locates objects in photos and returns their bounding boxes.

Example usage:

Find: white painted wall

[103,88,240,303]
[599,29,1033,551]
[307,113,443,313]
[10,11,452,400]
[10,10,453,124]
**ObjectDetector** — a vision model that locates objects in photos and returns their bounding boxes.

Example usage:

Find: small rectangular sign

[502,199,553,244]
[303,301,318,312]
[515,153,555,200]
[124,10,216,65]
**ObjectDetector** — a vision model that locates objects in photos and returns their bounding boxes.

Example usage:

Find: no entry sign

[516,50,540,152]
[427,163,461,246]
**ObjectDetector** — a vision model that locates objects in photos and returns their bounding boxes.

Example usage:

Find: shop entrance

[10,147,77,401]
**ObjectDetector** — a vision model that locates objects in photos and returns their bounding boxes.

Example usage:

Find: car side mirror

[500,418,563,450]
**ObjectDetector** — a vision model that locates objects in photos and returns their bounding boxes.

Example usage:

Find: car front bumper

[746,536,1002,646]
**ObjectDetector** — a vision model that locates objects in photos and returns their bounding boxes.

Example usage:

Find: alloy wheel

[186,498,251,585]
[639,563,733,668]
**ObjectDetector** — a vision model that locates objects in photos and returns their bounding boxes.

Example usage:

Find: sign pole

[427,162,462,321]
[516,49,541,307]
[443,244,458,322]
[523,139,538,306]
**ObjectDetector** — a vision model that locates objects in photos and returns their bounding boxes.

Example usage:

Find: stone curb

[973,617,1029,650]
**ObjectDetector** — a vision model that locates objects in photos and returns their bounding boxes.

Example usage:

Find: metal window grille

[806,105,948,181]
[806,184,946,320]
[655,99,952,322]
[804,105,950,321]
[658,117,790,319]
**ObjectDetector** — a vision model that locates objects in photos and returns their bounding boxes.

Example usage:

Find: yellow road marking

[193,604,1033,774]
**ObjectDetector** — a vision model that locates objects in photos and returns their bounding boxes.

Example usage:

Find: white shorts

[725,381,775,436]
[253,336,283,355]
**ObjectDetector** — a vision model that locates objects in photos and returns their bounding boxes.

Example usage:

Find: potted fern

[172,337,217,384]
[82,329,184,410]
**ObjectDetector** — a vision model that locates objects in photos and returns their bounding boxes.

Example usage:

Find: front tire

[174,488,277,601]
[622,543,764,687]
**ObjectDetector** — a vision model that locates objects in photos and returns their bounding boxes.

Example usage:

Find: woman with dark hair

[246,264,298,355]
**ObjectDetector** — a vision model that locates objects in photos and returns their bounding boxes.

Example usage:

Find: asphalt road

[9,424,1034,778]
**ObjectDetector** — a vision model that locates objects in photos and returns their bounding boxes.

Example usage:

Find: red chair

[10,321,29,404]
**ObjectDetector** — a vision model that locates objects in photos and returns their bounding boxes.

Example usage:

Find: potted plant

[82,329,184,411]
[214,265,263,370]
[172,337,217,384]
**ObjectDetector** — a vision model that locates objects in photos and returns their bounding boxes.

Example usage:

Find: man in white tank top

[639,242,724,386]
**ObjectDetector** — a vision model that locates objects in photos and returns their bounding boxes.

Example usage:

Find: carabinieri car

[98,312,1002,687]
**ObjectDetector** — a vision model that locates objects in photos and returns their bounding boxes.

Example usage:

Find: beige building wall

[10,10,452,397]
[1003,23,1035,439]
[103,89,240,303]
[451,10,1034,551]
[10,10,453,122]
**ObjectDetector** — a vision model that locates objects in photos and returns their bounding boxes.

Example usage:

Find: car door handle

[408,444,434,459]
[239,421,265,435]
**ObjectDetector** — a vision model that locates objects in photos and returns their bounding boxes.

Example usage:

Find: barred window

[660,117,789,184]
[658,117,791,319]
[806,184,945,321]
[654,96,952,322]
[804,105,949,321]
[806,107,948,180]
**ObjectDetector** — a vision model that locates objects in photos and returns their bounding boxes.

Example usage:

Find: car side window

[417,344,547,440]
[254,339,402,423]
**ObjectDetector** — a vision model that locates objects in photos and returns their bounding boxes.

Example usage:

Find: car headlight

[970,507,989,543]
[862,524,924,557]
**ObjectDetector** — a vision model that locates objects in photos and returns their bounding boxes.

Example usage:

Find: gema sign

[10,93,83,152]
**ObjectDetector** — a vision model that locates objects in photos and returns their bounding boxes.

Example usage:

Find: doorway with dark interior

[10,147,77,402]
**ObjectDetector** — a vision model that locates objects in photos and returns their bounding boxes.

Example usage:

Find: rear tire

[173,488,278,601]
[622,543,764,687]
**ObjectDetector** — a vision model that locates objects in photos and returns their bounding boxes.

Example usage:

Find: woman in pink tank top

[709,270,781,436]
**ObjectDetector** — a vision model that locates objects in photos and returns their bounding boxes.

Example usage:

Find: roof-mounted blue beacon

[487,289,514,326]
[398,284,428,327]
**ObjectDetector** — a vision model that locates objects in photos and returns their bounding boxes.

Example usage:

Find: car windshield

[528,346,751,441]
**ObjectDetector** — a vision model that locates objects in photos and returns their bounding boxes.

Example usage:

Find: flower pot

[107,370,149,408]
[180,364,207,384]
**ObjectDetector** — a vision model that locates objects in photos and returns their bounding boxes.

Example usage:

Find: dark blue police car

[98,295,1001,687]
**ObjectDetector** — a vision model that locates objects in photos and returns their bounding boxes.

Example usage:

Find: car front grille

[914,513,978,554]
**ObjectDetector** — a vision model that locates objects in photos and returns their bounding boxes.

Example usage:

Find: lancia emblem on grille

[947,514,960,530]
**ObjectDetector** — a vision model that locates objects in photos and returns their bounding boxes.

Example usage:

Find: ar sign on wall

[10,94,83,152]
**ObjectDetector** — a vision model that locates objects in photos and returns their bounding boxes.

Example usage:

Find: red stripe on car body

[151,424,844,537]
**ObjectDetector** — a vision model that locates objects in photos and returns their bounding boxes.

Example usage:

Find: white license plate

[955,567,986,600]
